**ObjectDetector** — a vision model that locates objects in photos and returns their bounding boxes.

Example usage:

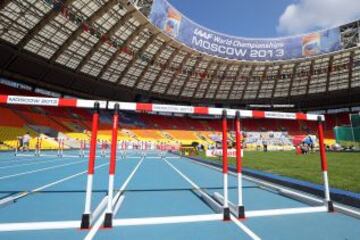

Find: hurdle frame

[79,139,86,158]
[57,138,65,157]
[35,137,41,157]
[107,101,334,215]
[0,95,334,228]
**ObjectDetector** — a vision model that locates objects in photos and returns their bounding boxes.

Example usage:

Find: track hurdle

[120,140,126,159]
[14,138,20,156]
[141,141,146,157]
[107,101,334,216]
[160,142,166,159]
[35,137,42,157]
[79,140,86,158]
[100,140,108,158]
[57,138,64,157]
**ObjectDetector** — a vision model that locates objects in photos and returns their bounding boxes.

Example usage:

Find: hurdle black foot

[103,213,113,228]
[81,214,90,229]
[238,206,245,219]
[223,207,231,221]
[327,201,334,212]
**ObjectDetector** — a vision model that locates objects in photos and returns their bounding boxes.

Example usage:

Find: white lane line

[0,220,80,232]
[0,158,36,165]
[38,154,66,157]
[14,154,57,158]
[16,154,105,159]
[113,214,222,226]
[231,216,262,240]
[163,159,223,213]
[0,162,109,206]
[213,191,327,217]
[0,159,87,180]
[163,158,261,240]
[246,206,327,217]
[117,158,144,193]
[0,156,58,166]
[0,158,70,170]
[61,155,107,159]
[84,157,144,240]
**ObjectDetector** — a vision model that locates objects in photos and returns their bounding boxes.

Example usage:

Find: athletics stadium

[0,0,359,239]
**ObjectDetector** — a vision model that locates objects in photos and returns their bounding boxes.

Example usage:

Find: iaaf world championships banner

[149,0,342,61]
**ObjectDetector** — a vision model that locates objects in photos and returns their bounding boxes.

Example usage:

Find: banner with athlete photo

[149,0,342,61]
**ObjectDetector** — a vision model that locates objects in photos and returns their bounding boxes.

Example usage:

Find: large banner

[149,0,342,61]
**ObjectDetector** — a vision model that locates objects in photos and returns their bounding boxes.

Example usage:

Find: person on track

[304,135,314,152]
[17,136,23,151]
[22,132,31,151]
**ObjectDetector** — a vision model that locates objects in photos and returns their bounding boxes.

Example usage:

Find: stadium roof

[0,0,360,110]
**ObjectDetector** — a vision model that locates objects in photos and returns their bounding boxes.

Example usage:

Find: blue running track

[0,150,358,240]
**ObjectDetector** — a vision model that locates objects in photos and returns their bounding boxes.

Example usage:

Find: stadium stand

[0,83,356,152]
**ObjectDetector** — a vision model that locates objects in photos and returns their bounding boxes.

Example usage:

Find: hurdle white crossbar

[0,214,221,233]
[107,101,324,121]
[0,95,323,121]
[113,214,222,226]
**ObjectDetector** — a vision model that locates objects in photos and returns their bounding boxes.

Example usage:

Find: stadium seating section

[0,84,351,151]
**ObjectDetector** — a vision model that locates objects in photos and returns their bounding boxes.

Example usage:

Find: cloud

[277,0,360,35]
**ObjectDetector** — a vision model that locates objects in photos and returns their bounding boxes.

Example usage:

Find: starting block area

[0,150,359,240]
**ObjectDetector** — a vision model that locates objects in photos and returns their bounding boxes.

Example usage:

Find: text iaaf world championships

[192,28,285,58]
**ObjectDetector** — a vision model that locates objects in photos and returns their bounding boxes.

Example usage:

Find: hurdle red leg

[222,110,230,221]
[39,138,42,156]
[104,103,119,228]
[58,139,62,157]
[35,137,41,157]
[35,138,39,156]
[101,141,105,158]
[317,116,334,212]
[15,137,19,156]
[235,111,245,219]
[81,102,100,229]
[81,140,85,158]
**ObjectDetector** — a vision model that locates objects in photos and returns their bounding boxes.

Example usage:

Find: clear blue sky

[168,0,296,38]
